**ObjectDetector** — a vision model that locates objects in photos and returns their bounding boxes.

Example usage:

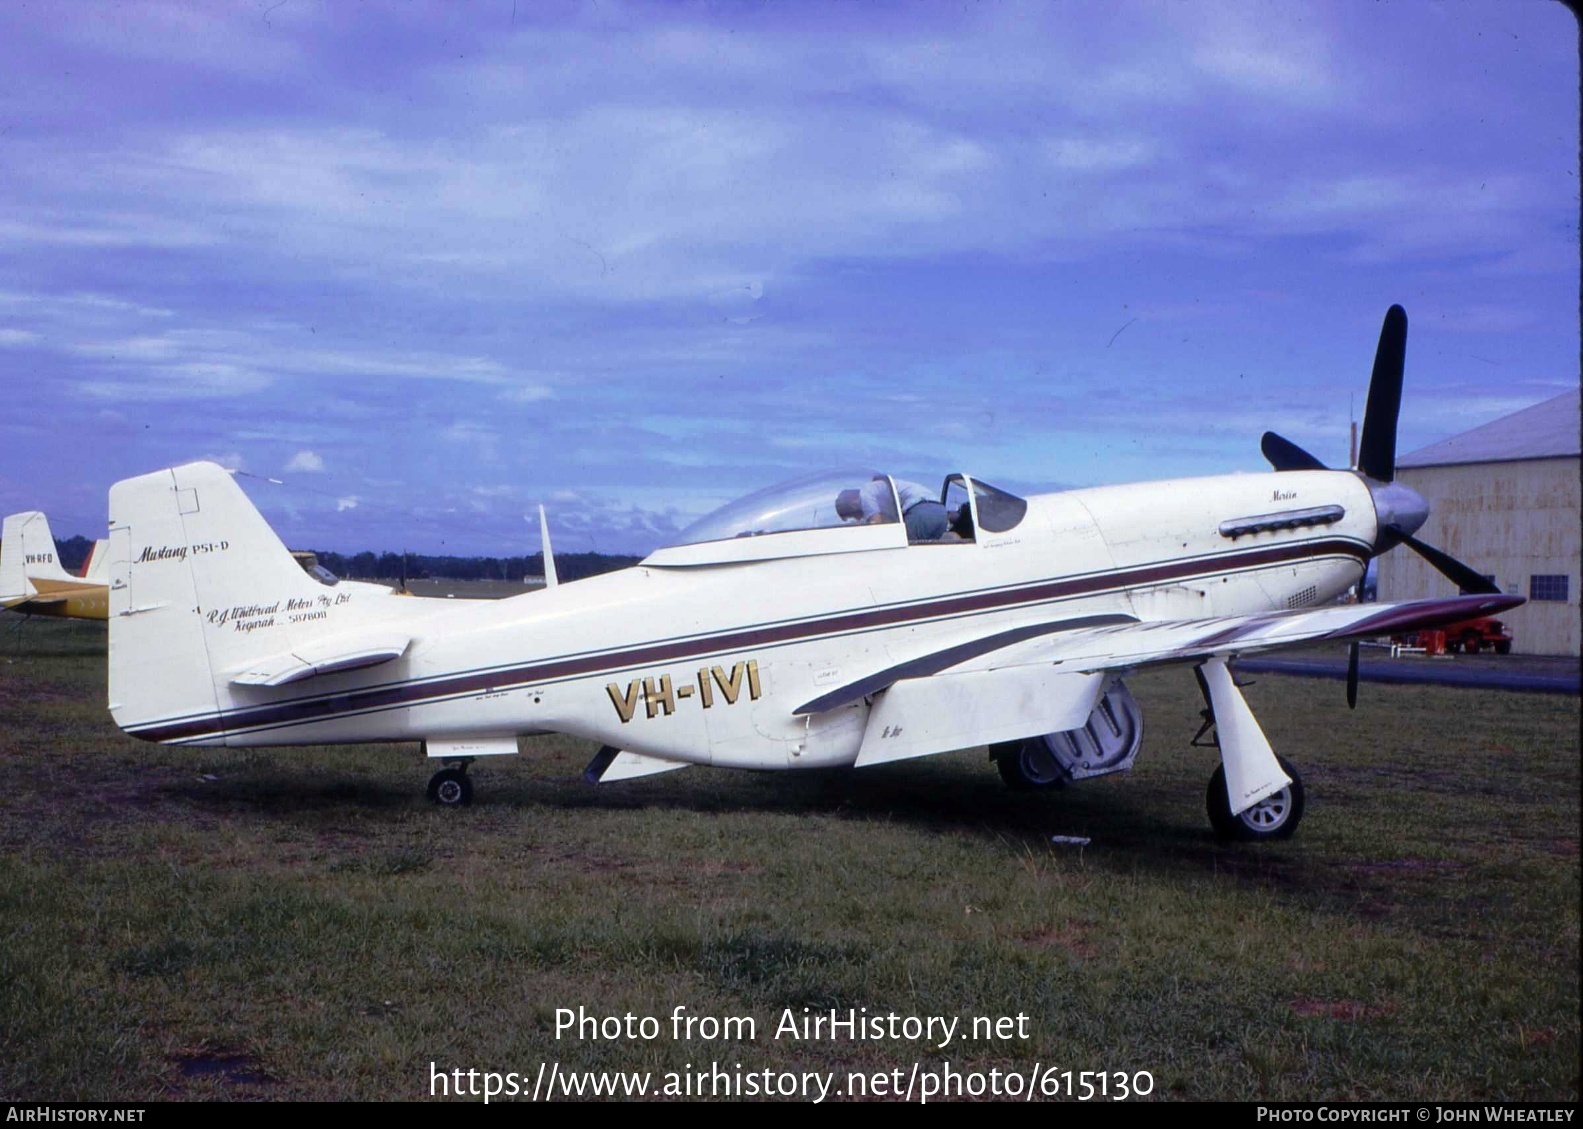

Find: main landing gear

[991,738,1068,790]
[426,759,475,807]
[1206,755,1305,842]
[1194,660,1306,842]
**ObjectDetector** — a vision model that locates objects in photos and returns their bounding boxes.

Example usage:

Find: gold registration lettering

[711,663,743,705]
[608,660,760,723]
[643,675,676,718]
[606,681,641,724]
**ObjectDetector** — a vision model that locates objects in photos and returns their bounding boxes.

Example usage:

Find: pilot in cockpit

[836,476,949,542]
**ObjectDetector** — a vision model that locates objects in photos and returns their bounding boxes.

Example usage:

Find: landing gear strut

[1194,659,1305,842]
[427,758,475,807]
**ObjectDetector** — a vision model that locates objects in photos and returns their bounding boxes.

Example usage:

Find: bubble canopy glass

[665,469,897,548]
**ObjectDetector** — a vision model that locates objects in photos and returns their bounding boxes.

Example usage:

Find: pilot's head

[835,489,862,522]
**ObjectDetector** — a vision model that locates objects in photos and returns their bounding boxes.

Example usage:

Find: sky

[0,0,1576,557]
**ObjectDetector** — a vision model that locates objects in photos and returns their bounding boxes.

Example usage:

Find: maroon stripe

[1319,594,1525,639]
[132,537,1370,743]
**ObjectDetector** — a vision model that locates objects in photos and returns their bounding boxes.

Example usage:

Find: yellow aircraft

[0,511,108,620]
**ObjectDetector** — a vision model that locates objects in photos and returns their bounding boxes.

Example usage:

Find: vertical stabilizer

[81,539,111,583]
[1,511,73,599]
[108,462,393,743]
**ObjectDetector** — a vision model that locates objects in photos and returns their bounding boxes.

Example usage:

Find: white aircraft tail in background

[1,510,108,620]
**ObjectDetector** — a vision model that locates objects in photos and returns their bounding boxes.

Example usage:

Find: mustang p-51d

[105,306,1519,840]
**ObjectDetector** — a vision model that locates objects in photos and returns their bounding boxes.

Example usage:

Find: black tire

[1462,636,1480,655]
[1207,755,1304,841]
[1494,641,1511,655]
[427,767,474,807]
[991,739,1066,791]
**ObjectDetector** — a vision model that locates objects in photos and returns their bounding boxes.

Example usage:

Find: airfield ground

[0,617,1577,1102]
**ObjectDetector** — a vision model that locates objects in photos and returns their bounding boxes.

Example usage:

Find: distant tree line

[311,549,640,583]
[49,535,638,583]
[55,535,94,573]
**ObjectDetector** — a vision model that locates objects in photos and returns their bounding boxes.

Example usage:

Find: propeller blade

[1346,641,1360,709]
[1357,305,1407,482]
[1261,431,1328,472]
[1393,528,1501,594]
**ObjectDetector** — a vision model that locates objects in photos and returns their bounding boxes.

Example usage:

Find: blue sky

[1,1,1576,556]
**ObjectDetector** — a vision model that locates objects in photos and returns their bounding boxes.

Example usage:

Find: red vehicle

[1436,616,1514,655]
[1394,616,1512,656]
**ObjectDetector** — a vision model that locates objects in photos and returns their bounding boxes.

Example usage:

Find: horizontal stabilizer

[855,667,1104,767]
[584,745,691,783]
[231,632,411,687]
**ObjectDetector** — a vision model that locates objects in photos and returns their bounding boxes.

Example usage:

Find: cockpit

[642,469,1027,567]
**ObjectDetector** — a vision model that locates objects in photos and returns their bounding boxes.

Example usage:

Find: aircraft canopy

[664,469,899,548]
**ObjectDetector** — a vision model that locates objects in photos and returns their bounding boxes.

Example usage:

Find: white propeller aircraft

[105,306,1520,840]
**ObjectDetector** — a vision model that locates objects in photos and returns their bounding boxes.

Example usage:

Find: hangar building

[1376,389,1580,656]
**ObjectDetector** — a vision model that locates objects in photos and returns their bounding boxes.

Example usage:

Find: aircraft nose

[1368,479,1429,547]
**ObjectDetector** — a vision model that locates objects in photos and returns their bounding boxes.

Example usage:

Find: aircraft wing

[798,593,1524,716]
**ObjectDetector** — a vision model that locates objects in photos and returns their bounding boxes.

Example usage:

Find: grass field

[0,618,1576,1101]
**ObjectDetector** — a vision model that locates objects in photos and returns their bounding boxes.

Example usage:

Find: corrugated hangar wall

[1376,456,1580,656]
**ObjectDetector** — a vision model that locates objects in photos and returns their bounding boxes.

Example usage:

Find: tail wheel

[427,767,474,807]
[1207,755,1304,841]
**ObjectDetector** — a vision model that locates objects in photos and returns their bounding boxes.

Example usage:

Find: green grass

[0,618,1576,1100]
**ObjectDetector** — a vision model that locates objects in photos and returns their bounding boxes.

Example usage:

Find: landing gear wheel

[427,767,474,807]
[991,739,1067,791]
[1207,755,1304,841]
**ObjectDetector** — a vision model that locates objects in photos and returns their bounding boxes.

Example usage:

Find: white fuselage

[138,469,1376,768]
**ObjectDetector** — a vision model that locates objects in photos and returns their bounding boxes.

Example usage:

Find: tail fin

[108,462,407,743]
[81,539,111,583]
[1,511,74,599]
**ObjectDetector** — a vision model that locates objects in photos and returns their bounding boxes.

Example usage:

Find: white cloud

[501,384,555,403]
[1043,137,1157,174]
[336,496,358,512]
[286,450,325,473]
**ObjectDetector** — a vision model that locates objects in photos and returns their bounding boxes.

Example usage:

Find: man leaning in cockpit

[836,476,949,541]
